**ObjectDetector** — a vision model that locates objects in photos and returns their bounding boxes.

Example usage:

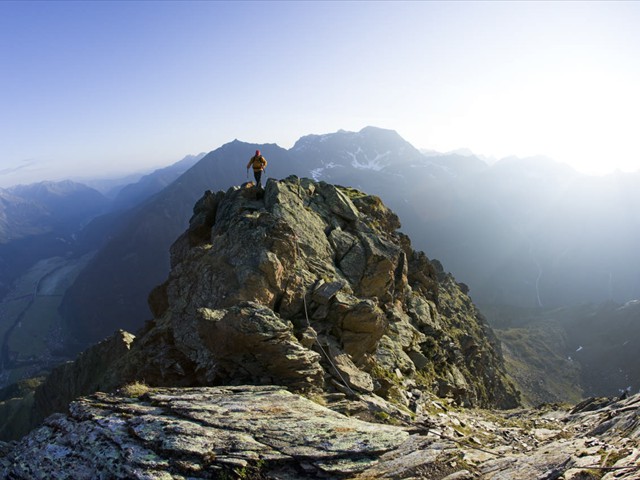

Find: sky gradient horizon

[2,1,639,187]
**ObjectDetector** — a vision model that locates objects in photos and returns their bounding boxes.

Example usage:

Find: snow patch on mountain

[347,148,390,171]
[618,299,640,311]
[310,161,339,181]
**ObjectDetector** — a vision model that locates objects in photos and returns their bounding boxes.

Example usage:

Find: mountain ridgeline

[0,180,109,242]
[58,128,640,350]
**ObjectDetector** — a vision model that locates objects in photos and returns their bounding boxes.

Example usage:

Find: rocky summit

[25,176,519,418]
[2,177,639,479]
[137,177,519,406]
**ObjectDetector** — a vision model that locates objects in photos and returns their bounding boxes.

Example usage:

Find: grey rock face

[4,388,640,479]
[3,386,409,479]
[138,177,519,407]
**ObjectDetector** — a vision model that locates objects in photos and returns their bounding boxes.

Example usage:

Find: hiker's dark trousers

[253,170,263,188]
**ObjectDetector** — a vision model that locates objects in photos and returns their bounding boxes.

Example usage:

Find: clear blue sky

[1,1,639,186]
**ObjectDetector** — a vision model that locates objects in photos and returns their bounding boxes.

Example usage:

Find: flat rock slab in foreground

[3,386,409,479]
[4,387,640,479]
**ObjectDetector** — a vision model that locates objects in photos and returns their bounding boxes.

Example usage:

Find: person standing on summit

[246,150,267,188]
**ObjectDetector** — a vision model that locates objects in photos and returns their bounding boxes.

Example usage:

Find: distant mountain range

[7,180,110,233]
[0,154,208,382]
[54,127,640,348]
[1,127,639,401]
[0,181,107,242]
[0,181,110,301]
[0,189,50,243]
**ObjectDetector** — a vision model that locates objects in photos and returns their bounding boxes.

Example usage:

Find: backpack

[253,155,266,169]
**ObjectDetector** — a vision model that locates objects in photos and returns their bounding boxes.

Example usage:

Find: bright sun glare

[420,1,640,176]
[435,66,639,175]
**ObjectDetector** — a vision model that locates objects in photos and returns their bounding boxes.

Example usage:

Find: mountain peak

[290,127,425,180]
[358,125,400,136]
[293,125,402,146]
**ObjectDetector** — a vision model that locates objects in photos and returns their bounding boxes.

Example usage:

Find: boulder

[2,386,409,479]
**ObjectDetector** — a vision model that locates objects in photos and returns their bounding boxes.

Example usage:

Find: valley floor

[0,254,92,388]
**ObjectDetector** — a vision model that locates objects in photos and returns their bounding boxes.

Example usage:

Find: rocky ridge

[25,176,519,418]
[2,177,518,437]
[2,178,639,478]
[149,177,519,405]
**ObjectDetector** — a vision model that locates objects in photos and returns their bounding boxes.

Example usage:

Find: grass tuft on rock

[119,381,151,398]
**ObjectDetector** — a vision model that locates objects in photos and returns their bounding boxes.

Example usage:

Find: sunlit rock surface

[3,388,639,479]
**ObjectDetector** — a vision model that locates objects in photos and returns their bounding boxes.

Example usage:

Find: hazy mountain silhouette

[109,153,206,212]
[7,180,109,234]
[418,158,640,308]
[0,189,50,243]
[1,179,108,244]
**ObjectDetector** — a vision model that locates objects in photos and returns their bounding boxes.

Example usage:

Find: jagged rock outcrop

[3,387,639,479]
[0,330,135,441]
[33,330,135,416]
[362,392,640,480]
[2,177,520,441]
[134,177,519,408]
